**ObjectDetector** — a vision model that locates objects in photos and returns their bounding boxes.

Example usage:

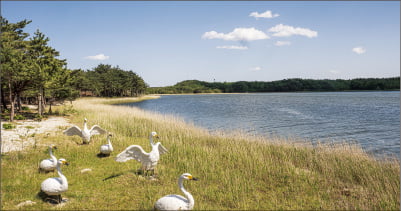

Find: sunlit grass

[1,96,399,210]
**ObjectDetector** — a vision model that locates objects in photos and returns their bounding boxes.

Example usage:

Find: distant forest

[147,77,400,94]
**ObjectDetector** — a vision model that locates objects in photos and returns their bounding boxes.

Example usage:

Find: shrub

[21,106,30,111]
[2,123,15,130]
[62,104,77,115]
[34,114,43,121]
[14,114,26,120]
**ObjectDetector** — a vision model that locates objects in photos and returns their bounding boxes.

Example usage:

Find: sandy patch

[1,117,73,153]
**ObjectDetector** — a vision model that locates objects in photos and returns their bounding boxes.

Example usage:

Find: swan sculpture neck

[56,161,68,190]
[178,177,194,210]
[107,135,111,145]
[83,118,88,130]
[49,146,57,166]
[149,133,155,147]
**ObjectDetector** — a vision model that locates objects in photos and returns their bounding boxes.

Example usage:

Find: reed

[1,96,399,210]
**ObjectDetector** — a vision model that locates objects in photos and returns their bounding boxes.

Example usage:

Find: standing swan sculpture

[40,158,69,204]
[39,144,57,173]
[63,118,106,144]
[99,133,113,157]
[154,173,198,210]
[115,131,168,176]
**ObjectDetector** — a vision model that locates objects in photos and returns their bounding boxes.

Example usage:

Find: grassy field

[1,96,399,210]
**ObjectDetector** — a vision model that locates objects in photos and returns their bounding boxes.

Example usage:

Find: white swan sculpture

[154,173,198,210]
[115,131,168,176]
[99,133,113,156]
[39,144,57,173]
[63,118,106,144]
[40,158,69,204]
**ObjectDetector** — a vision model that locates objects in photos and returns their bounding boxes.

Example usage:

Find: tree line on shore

[1,17,147,121]
[147,77,400,94]
[2,17,399,122]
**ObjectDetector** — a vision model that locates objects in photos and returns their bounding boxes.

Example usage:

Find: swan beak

[188,175,198,181]
[63,161,70,166]
[154,134,159,139]
[53,146,58,150]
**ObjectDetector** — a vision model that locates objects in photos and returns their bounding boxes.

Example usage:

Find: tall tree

[0,16,32,121]
[27,30,66,116]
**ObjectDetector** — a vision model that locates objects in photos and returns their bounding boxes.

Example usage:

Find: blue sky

[2,1,400,87]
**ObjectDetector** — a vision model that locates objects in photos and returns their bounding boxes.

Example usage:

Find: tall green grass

[1,97,399,210]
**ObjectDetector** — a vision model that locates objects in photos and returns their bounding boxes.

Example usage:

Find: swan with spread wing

[63,118,106,144]
[115,131,168,176]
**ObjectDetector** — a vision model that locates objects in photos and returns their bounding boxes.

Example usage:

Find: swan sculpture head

[149,131,159,145]
[181,173,198,181]
[58,158,69,166]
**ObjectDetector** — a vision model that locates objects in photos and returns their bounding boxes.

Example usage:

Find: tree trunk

[1,85,8,112]
[48,101,52,114]
[42,88,46,114]
[38,87,47,116]
[16,93,22,111]
[8,79,14,122]
[38,91,42,116]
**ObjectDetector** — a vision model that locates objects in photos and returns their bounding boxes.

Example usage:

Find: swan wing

[158,143,168,155]
[154,194,188,211]
[115,145,149,163]
[89,125,107,136]
[41,178,64,194]
[63,126,83,137]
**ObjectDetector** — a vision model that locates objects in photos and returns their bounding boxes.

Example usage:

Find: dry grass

[1,96,399,210]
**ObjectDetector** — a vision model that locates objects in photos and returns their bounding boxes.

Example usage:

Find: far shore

[151,89,400,96]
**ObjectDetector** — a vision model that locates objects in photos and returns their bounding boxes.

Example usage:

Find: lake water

[121,92,400,159]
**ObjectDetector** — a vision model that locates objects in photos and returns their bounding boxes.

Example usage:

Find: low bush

[2,123,15,130]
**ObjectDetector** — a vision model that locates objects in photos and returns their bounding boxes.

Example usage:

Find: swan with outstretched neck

[99,133,113,156]
[40,158,69,204]
[154,173,198,210]
[39,144,57,173]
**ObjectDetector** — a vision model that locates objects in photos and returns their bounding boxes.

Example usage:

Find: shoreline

[152,90,400,96]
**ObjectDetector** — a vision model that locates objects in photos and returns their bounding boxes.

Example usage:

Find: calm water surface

[122,92,400,159]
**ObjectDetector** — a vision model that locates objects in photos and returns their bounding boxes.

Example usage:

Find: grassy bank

[1,97,399,210]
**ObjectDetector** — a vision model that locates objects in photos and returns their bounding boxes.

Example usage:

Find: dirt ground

[1,117,72,153]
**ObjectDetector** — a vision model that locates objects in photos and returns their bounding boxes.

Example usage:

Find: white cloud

[249,10,279,19]
[275,41,291,46]
[216,45,248,50]
[85,54,110,60]
[250,66,262,71]
[202,27,269,41]
[352,47,366,54]
[268,24,318,38]
[329,70,340,74]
